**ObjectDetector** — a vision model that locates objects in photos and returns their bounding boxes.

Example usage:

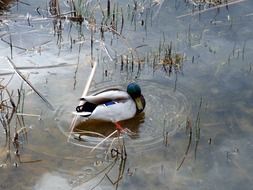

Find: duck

[74,83,145,126]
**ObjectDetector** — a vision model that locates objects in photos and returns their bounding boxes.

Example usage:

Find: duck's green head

[127,83,145,113]
[127,83,141,97]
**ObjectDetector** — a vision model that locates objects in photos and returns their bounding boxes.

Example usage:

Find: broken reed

[149,41,184,76]
[194,97,202,160]
[90,135,127,190]
[0,83,27,167]
[176,117,192,170]
[70,0,126,59]
[47,0,133,61]
[49,0,84,23]
[176,98,203,170]
[119,53,138,74]
[178,0,242,19]
[102,1,124,37]
[101,40,184,82]
[190,0,231,7]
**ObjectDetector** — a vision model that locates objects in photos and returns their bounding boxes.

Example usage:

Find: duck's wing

[89,98,136,122]
[81,90,129,105]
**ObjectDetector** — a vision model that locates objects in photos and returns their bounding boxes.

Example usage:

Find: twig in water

[91,157,118,190]
[242,41,246,61]
[194,97,202,160]
[177,117,192,170]
[91,134,127,190]
[9,34,13,59]
[120,7,124,35]
[107,0,111,17]
[7,57,54,111]
[16,113,41,119]
[90,130,118,153]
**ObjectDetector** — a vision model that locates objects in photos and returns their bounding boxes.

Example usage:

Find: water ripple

[56,79,191,153]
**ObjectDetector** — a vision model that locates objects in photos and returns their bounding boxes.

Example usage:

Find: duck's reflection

[74,113,145,139]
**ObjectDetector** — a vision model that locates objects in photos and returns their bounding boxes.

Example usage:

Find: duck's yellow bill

[135,97,143,111]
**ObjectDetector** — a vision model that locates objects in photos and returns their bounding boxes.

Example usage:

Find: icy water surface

[1,0,253,190]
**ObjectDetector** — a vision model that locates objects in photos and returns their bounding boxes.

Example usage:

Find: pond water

[0,0,253,190]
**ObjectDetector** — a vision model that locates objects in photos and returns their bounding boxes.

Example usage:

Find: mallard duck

[74,83,145,124]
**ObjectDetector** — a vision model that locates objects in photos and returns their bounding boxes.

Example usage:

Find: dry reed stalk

[7,57,54,111]
[90,134,127,190]
[177,0,247,18]
[194,97,202,160]
[90,130,118,153]
[68,60,98,139]
[177,117,192,170]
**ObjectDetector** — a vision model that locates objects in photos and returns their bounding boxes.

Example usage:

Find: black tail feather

[76,102,97,113]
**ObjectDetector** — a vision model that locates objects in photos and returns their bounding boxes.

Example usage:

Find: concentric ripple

[56,79,191,153]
